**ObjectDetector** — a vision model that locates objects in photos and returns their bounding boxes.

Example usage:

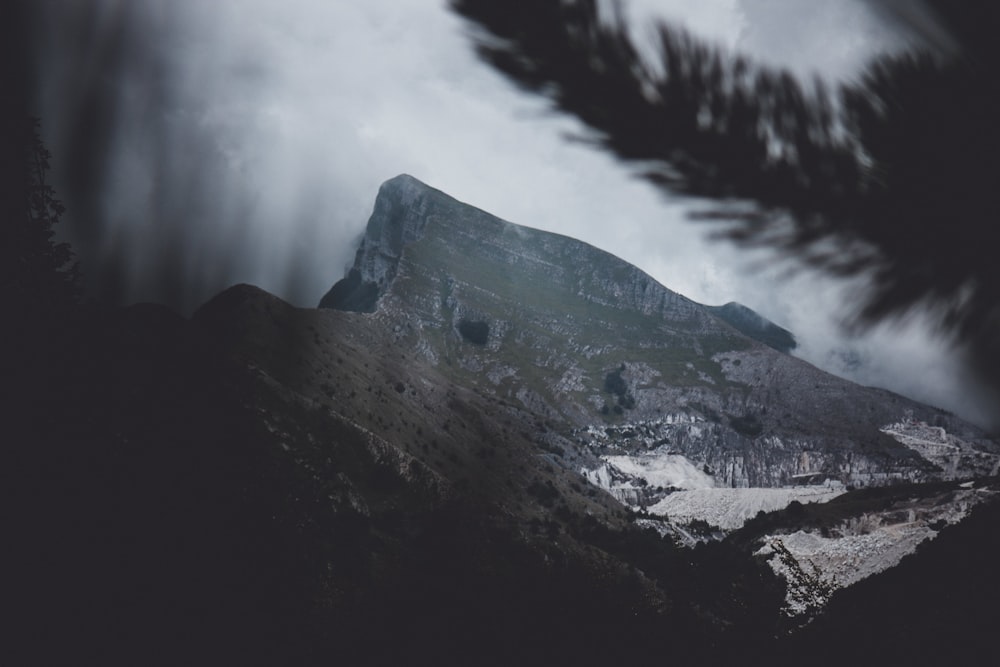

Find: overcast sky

[32,0,995,427]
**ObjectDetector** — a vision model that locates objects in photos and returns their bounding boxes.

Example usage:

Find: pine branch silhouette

[451,0,1000,389]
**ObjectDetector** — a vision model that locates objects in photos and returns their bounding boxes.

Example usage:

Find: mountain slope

[15,293,733,664]
[15,174,999,664]
[322,175,998,496]
[315,174,1000,621]
[188,282,791,663]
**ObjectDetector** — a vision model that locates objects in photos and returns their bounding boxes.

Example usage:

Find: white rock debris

[648,486,844,530]
[602,453,715,491]
[756,486,998,616]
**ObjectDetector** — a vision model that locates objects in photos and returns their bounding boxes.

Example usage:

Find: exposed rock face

[320,175,1000,501]
[320,174,438,311]
[577,416,934,492]
[322,174,713,324]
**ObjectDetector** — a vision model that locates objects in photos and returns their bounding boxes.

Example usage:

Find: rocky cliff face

[320,175,438,312]
[323,174,710,324]
[321,175,999,503]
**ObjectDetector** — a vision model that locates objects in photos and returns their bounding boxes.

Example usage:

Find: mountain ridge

[325,175,796,353]
[320,174,997,494]
[322,173,712,327]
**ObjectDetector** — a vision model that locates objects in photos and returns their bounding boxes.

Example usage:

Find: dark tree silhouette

[4,118,80,314]
[450,0,1000,393]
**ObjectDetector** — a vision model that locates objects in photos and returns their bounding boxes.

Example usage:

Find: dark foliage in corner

[3,118,80,315]
[449,0,1000,389]
[458,318,490,345]
[5,117,84,458]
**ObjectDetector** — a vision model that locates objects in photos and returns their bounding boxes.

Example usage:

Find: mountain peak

[320,174,710,331]
[318,174,446,311]
[377,173,438,205]
[382,172,427,190]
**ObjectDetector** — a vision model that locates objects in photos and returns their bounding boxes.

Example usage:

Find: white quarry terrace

[579,415,849,532]
[578,412,1000,617]
[582,454,845,531]
[600,453,715,491]
[580,410,1000,533]
[649,486,845,531]
[880,413,1000,479]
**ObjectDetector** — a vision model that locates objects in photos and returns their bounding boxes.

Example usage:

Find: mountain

[316,173,999,615]
[13,174,999,664]
[322,174,995,487]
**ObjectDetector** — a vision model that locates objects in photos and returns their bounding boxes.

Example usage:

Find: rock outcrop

[707,301,797,353]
